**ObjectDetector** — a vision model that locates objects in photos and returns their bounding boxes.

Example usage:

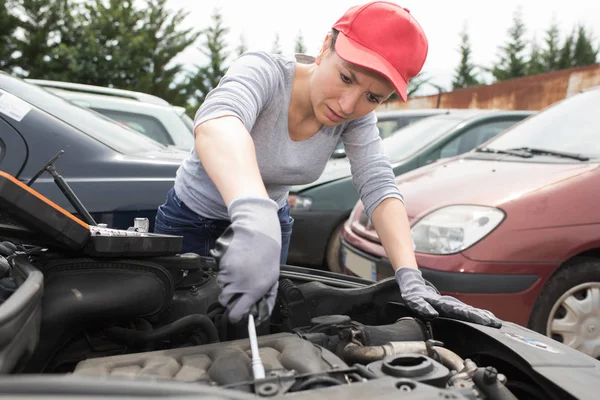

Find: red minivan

[341,86,600,359]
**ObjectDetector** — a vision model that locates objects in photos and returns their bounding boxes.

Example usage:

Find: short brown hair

[330,28,340,51]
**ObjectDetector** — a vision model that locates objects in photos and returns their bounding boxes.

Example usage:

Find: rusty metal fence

[379,63,600,112]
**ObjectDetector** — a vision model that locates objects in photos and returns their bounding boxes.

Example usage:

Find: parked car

[1,72,186,230]
[288,109,533,272]
[341,86,600,358]
[26,79,195,151]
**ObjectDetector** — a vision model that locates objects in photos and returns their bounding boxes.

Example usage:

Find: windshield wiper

[508,147,590,161]
[475,147,533,158]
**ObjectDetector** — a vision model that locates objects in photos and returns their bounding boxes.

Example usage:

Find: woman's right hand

[210,196,282,324]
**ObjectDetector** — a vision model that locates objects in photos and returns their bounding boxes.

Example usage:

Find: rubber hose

[472,367,519,400]
[294,375,342,391]
[0,243,14,257]
[104,314,219,345]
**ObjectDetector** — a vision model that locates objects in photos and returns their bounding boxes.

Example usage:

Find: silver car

[26,79,195,151]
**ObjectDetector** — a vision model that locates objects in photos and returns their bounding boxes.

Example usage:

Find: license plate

[342,247,376,281]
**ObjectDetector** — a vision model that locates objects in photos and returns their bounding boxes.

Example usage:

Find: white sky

[166,0,600,95]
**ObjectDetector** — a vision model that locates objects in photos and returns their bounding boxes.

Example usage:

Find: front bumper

[287,209,349,267]
[340,238,547,327]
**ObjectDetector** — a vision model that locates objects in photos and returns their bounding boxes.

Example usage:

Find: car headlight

[411,205,505,255]
[288,194,313,211]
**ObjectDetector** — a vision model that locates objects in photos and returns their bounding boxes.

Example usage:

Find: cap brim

[334,31,408,102]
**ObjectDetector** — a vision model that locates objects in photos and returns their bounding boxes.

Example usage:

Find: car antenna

[26,150,98,226]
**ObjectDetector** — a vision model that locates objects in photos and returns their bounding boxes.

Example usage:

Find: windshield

[382,115,464,161]
[0,75,163,154]
[481,89,600,159]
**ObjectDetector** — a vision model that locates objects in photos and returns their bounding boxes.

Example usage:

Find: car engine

[0,240,574,400]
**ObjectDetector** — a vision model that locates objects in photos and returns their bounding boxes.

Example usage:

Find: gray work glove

[395,267,502,328]
[210,197,281,324]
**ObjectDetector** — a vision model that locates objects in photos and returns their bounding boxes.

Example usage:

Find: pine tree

[294,30,307,53]
[572,24,598,66]
[236,33,248,56]
[526,36,545,76]
[558,30,574,69]
[272,32,282,54]
[9,0,73,78]
[186,7,230,108]
[0,0,18,71]
[542,21,561,72]
[491,7,528,81]
[452,24,479,89]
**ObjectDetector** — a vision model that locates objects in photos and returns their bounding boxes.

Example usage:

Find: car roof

[418,108,534,122]
[375,108,450,118]
[376,108,533,120]
[42,87,178,115]
[24,79,171,106]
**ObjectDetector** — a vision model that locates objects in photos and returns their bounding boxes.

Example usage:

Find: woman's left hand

[395,267,503,328]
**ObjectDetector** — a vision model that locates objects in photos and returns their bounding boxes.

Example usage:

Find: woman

[155,1,502,328]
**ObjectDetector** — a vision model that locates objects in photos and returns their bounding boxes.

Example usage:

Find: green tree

[542,21,561,72]
[272,33,282,54]
[557,30,575,69]
[186,7,230,110]
[236,34,248,56]
[10,0,72,78]
[134,0,201,105]
[408,72,432,97]
[572,24,598,66]
[491,7,528,81]
[47,0,153,85]
[45,0,198,105]
[386,71,436,101]
[294,30,307,53]
[526,37,545,76]
[452,24,480,89]
[0,0,18,71]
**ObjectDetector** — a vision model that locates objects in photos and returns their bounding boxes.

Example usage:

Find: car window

[440,120,519,158]
[483,89,600,158]
[0,116,27,175]
[382,116,465,162]
[377,115,432,140]
[377,120,401,139]
[91,108,174,146]
[0,76,162,154]
[333,114,436,154]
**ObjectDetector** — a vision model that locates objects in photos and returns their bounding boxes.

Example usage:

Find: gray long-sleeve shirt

[174,51,403,220]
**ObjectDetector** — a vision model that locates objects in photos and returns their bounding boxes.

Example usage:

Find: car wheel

[325,224,344,274]
[528,257,600,359]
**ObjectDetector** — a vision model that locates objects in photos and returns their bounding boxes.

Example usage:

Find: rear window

[92,108,174,146]
[0,75,163,154]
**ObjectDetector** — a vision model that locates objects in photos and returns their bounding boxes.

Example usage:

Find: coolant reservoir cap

[310,315,352,326]
[381,354,435,378]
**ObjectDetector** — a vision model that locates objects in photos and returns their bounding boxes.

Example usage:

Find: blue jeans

[154,188,294,264]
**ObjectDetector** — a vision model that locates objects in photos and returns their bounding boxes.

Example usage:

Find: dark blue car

[0,72,186,230]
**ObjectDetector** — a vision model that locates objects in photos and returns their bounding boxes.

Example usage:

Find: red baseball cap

[332,1,428,101]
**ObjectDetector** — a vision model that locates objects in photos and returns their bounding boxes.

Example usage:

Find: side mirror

[331,148,347,159]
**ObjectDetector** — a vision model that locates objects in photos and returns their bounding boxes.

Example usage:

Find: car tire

[528,256,600,358]
[325,224,344,274]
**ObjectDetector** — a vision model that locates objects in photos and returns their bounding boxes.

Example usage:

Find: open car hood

[1,253,599,400]
[1,168,599,400]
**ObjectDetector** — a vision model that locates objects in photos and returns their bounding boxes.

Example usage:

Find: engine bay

[1,240,590,400]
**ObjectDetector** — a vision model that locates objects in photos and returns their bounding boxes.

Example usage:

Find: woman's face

[310,34,395,127]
